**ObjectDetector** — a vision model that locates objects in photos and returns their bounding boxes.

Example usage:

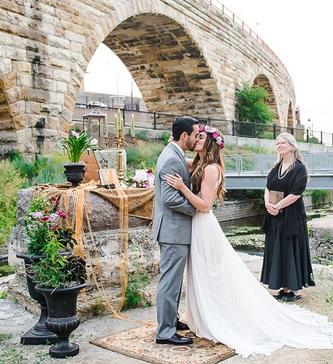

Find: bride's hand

[165,173,185,191]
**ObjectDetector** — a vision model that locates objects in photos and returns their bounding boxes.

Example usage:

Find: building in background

[76,91,146,111]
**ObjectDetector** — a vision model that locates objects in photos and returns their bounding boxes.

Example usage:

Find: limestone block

[48,91,64,104]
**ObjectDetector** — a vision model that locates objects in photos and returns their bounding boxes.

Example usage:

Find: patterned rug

[90,323,235,364]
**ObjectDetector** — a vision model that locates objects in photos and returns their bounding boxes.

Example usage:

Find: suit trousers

[156,242,189,340]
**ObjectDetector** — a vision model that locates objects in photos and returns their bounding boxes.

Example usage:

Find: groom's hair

[172,116,199,141]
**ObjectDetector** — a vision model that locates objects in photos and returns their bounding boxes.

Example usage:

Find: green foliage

[60,130,98,163]
[308,136,320,144]
[0,332,12,342]
[160,131,171,145]
[235,83,274,137]
[24,196,76,256]
[311,190,330,206]
[9,151,67,185]
[0,160,26,246]
[124,272,150,309]
[0,346,24,364]
[126,140,163,169]
[135,130,149,141]
[0,290,8,299]
[33,234,86,288]
[0,265,14,277]
[89,298,105,317]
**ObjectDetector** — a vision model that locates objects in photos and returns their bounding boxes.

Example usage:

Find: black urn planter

[64,162,86,187]
[35,283,86,358]
[16,254,58,345]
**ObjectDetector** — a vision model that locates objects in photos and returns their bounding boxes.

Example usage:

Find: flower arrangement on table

[126,168,155,188]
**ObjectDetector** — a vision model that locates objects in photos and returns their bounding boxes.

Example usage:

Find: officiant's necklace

[278,162,292,179]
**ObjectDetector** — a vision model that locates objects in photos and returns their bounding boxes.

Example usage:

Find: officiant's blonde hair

[274,132,306,170]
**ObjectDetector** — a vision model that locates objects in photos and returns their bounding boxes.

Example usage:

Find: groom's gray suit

[153,142,196,340]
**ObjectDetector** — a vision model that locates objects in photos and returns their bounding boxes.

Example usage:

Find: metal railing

[224,153,333,176]
[73,104,333,146]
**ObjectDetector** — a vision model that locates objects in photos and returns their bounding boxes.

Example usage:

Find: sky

[84,0,333,134]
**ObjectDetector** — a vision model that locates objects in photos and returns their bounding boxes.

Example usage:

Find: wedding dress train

[186,211,333,358]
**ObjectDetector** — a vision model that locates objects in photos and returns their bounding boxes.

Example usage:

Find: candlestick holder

[116,136,125,182]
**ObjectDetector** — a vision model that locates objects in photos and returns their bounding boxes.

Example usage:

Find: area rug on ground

[90,322,235,364]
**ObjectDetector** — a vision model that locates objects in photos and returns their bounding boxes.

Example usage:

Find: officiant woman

[260,132,315,302]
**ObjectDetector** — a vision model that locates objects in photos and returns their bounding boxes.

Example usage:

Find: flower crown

[199,124,225,149]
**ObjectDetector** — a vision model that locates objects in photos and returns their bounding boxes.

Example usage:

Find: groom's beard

[187,140,197,151]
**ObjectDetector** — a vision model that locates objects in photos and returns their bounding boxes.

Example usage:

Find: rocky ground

[0,253,332,364]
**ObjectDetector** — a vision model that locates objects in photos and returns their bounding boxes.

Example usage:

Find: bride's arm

[165,164,219,213]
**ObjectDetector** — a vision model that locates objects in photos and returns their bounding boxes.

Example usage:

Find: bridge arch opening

[98,13,223,126]
[252,74,279,124]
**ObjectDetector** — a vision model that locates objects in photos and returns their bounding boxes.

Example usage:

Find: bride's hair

[190,133,225,202]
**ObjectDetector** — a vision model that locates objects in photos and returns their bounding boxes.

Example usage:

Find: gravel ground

[0,253,332,364]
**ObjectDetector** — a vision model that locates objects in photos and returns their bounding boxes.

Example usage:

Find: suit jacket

[152,143,196,244]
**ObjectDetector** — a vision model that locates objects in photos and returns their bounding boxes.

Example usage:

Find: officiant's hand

[165,173,185,191]
[265,202,279,216]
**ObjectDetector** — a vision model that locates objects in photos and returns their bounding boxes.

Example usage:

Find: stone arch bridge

[0,0,296,155]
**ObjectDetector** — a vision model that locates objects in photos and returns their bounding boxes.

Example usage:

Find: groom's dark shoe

[176,320,189,330]
[156,333,193,345]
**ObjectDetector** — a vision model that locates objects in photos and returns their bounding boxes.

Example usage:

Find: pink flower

[56,211,67,219]
[212,131,219,139]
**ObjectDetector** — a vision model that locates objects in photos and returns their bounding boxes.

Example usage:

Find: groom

[153,116,199,345]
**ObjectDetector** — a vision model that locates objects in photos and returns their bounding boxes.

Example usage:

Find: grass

[123,271,151,309]
[0,346,25,364]
[0,333,12,343]
[0,160,27,246]
[126,140,164,170]
[0,264,14,277]
[0,290,8,299]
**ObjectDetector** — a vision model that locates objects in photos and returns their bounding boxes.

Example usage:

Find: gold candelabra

[115,110,125,182]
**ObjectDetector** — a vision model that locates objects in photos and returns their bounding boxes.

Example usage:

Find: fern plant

[60,130,98,163]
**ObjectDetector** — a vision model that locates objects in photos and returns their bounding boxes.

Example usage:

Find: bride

[165,124,333,358]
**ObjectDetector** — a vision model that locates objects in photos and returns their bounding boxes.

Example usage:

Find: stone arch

[252,74,279,124]
[287,102,293,129]
[102,13,224,124]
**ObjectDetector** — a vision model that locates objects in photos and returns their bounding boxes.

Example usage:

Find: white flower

[133,169,148,183]
[216,136,222,144]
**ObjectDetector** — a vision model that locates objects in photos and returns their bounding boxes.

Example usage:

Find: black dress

[260,160,315,290]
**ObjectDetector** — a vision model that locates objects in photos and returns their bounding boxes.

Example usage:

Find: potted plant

[60,130,98,186]
[33,233,87,358]
[17,195,69,345]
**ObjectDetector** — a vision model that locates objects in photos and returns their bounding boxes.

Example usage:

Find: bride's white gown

[186,210,333,358]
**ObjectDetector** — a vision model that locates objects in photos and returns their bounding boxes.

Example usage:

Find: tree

[235,83,274,137]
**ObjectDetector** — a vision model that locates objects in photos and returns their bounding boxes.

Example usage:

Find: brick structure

[0,0,296,155]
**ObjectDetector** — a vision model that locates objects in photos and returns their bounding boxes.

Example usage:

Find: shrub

[0,160,26,245]
[160,131,171,145]
[126,140,164,169]
[135,130,149,141]
[9,151,67,185]
[235,83,274,137]
[124,272,150,309]
[311,190,331,206]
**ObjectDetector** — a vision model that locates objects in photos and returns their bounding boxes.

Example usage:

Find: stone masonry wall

[0,0,295,155]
